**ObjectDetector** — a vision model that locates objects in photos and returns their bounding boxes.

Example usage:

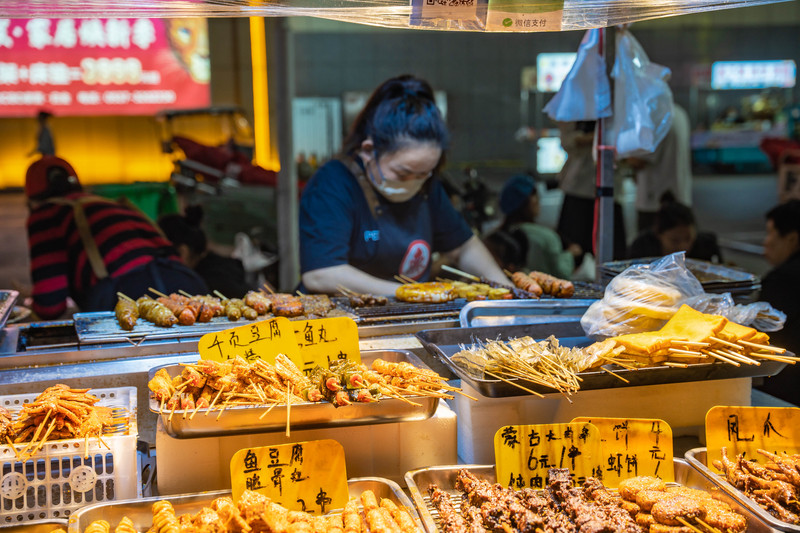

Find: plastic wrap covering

[0,0,791,32]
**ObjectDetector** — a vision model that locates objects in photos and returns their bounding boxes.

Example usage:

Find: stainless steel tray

[69,477,422,532]
[404,460,774,533]
[74,307,359,345]
[459,299,596,328]
[685,447,800,532]
[415,321,788,398]
[601,257,760,287]
[1,520,68,533]
[0,289,19,330]
[149,349,440,438]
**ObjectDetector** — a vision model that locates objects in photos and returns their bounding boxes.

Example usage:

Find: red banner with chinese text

[0,18,210,116]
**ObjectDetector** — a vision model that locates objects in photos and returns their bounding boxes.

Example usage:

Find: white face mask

[367,152,430,203]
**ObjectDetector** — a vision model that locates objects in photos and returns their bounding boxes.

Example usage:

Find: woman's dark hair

[158,205,207,255]
[654,191,695,234]
[341,75,450,161]
[767,199,800,236]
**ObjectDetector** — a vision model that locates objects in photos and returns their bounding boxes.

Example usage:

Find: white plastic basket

[0,386,139,524]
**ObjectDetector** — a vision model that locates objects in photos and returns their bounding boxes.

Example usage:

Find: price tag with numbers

[571,417,674,487]
[230,439,349,514]
[706,406,800,470]
[494,423,601,490]
[198,317,300,364]
[292,317,361,376]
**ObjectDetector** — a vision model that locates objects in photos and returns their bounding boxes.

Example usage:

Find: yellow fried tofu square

[659,304,727,343]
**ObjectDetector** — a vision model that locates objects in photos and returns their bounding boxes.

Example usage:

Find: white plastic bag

[683,293,787,332]
[610,28,674,158]
[581,252,704,338]
[543,29,612,122]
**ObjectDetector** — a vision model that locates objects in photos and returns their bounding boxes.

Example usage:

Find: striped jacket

[27,192,179,319]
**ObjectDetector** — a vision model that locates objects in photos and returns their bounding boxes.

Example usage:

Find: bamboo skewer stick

[601,367,630,383]
[286,385,292,437]
[720,349,759,365]
[708,336,745,351]
[664,362,689,368]
[440,264,480,282]
[149,287,169,298]
[668,347,704,356]
[702,350,740,367]
[669,339,710,348]
[485,370,545,398]
[216,398,231,421]
[696,518,723,533]
[676,517,705,533]
[747,351,798,364]
[5,436,22,461]
[116,292,135,302]
[205,388,225,416]
[738,339,786,354]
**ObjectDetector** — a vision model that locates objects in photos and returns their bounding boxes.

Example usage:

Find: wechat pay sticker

[502,18,513,27]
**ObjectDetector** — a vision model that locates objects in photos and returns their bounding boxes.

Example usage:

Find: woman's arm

[302,264,402,295]
[446,235,512,285]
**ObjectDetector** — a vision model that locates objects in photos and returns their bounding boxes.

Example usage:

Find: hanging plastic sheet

[610,27,674,158]
[0,0,792,31]
[543,29,611,122]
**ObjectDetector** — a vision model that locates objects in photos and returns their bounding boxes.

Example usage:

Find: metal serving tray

[601,258,760,287]
[404,460,774,533]
[74,307,359,345]
[149,349,440,438]
[459,299,596,328]
[415,322,787,398]
[1,520,68,532]
[685,447,800,532]
[69,477,422,532]
[0,289,19,331]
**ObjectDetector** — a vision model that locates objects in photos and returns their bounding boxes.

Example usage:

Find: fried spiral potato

[114,517,136,533]
[84,521,110,533]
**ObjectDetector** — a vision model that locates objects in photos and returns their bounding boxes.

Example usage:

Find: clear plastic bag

[581,252,704,338]
[610,27,674,158]
[683,293,787,332]
[543,29,612,122]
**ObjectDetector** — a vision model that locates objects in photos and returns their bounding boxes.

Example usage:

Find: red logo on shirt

[399,240,430,280]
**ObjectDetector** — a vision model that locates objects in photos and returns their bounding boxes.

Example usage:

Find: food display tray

[0,289,20,331]
[685,447,800,532]
[149,349,440,438]
[1,520,68,532]
[415,322,787,398]
[458,299,596,328]
[74,307,359,345]
[403,460,774,533]
[69,477,422,532]
[0,387,139,523]
[600,257,760,288]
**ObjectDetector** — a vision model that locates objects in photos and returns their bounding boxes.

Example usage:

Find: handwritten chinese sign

[293,317,361,376]
[199,317,300,364]
[706,406,800,470]
[230,439,349,514]
[494,423,601,489]
[571,417,674,487]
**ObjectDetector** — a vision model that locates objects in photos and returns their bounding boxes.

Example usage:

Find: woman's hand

[446,235,512,286]
[301,264,402,295]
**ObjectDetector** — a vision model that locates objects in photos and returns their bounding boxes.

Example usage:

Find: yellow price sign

[706,406,800,471]
[198,317,300,364]
[494,423,602,489]
[292,317,361,375]
[230,439,349,514]
[571,417,674,487]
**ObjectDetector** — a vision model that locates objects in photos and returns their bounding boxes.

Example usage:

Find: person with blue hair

[494,173,581,279]
[299,74,508,294]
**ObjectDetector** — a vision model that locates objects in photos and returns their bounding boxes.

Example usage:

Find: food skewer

[676,517,706,533]
[148,287,169,298]
[441,264,481,282]
[738,339,786,353]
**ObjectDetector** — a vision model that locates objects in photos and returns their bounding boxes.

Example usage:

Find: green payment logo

[502,17,513,27]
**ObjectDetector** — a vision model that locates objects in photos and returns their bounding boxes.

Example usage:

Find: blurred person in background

[299,74,508,294]
[556,120,627,260]
[495,173,581,279]
[755,200,800,405]
[29,110,55,157]
[627,191,722,262]
[25,156,207,319]
[628,104,692,232]
[158,206,252,298]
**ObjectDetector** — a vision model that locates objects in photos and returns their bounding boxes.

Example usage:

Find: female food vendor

[300,74,510,294]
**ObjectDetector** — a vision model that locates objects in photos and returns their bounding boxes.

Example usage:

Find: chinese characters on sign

[494,423,601,490]
[706,406,800,470]
[230,439,349,514]
[571,417,674,487]
[292,317,361,377]
[0,18,210,116]
[198,317,300,365]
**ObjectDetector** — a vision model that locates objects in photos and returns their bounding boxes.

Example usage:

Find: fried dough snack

[395,282,455,303]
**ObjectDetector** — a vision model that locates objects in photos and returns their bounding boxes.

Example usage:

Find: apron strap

[47,196,110,280]
[339,156,382,219]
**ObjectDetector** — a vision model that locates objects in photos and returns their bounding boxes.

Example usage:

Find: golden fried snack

[649,525,693,533]
[618,476,667,501]
[621,499,641,518]
[636,513,656,528]
[664,486,713,501]
[343,499,363,533]
[701,499,747,532]
[651,495,706,526]
[114,517,137,533]
[395,282,455,303]
[636,489,669,512]
[85,520,110,533]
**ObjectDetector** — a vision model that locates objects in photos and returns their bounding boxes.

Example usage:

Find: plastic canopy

[0,0,791,32]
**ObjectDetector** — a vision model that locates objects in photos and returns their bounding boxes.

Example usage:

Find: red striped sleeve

[30,251,67,270]
[33,275,69,295]
[113,255,154,277]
